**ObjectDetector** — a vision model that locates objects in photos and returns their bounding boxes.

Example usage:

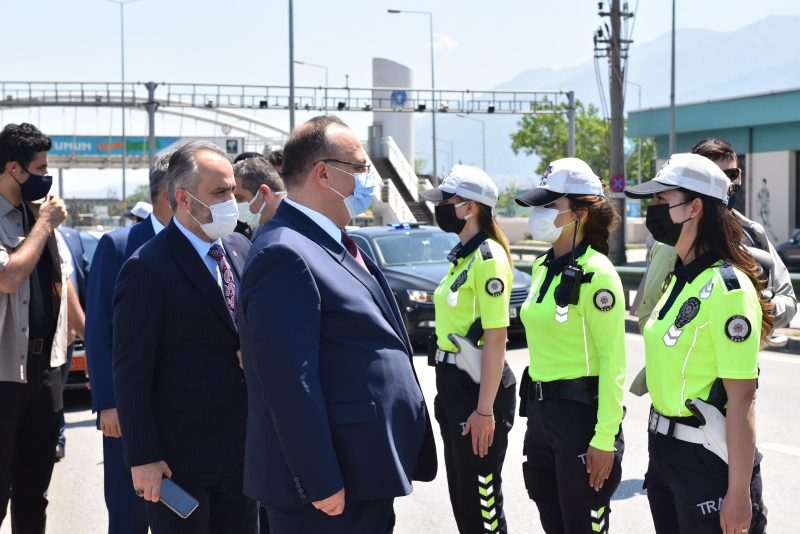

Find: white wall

[748,150,793,243]
[372,58,414,164]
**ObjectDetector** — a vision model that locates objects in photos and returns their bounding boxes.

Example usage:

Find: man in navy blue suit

[55,225,90,460]
[239,115,437,533]
[84,151,172,534]
[112,141,256,533]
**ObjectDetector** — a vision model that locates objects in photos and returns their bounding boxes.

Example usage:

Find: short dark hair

[281,116,348,189]
[149,152,171,204]
[267,149,284,167]
[0,123,53,171]
[233,157,285,196]
[233,152,266,164]
[690,138,737,165]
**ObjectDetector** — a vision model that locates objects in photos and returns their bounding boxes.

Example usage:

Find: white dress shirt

[150,214,168,235]
[284,198,342,245]
[173,217,236,291]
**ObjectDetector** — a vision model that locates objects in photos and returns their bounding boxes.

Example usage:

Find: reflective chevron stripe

[479,473,498,531]
[591,506,606,532]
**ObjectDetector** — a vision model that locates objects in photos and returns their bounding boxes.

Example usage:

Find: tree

[511,99,609,180]
[126,184,150,204]
[414,158,429,177]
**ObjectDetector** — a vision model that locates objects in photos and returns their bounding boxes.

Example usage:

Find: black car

[347,224,533,347]
[776,230,800,272]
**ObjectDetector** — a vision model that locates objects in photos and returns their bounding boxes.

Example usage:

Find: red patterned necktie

[341,230,370,273]
[209,244,238,328]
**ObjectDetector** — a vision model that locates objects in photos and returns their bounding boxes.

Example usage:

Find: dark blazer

[112,220,251,472]
[57,227,90,307]
[84,216,156,416]
[239,201,436,506]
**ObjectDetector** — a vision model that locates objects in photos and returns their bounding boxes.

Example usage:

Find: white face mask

[528,206,576,244]
[186,191,239,240]
[237,194,265,227]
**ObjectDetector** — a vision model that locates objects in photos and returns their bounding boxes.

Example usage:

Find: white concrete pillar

[372,58,414,164]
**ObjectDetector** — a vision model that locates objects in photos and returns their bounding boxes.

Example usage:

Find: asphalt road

[4,334,799,534]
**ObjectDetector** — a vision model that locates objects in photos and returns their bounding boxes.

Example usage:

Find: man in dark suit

[84,152,172,534]
[112,140,256,533]
[55,226,90,460]
[239,115,436,533]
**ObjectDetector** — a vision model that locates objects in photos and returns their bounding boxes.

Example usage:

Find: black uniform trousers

[645,432,767,534]
[523,394,623,534]
[265,498,395,534]
[144,458,257,534]
[0,348,63,534]
[434,362,516,534]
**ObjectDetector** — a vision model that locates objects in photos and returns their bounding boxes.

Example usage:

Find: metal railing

[383,136,421,202]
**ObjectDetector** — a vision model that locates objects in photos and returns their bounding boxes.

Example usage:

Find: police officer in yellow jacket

[514,158,626,534]
[419,165,516,534]
[625,154,769,534]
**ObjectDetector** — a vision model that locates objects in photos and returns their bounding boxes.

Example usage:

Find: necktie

[341,231,370,273]
[208,244,238,328]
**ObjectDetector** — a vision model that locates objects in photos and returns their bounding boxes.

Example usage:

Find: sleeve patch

[593,289,616,311]
[725,315,752,342]
[485,278,504,297]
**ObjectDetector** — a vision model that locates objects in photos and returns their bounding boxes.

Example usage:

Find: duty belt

[28,338,46,355]
[527,376,599,407]
[434,348,457,365]
[647,405,706,445]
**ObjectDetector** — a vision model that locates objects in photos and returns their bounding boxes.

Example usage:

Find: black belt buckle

[648,405,660,435]
[30,338,44,355]
[534,381,543,401]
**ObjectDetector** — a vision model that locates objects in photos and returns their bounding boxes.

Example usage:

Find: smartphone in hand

[160,478,199,519]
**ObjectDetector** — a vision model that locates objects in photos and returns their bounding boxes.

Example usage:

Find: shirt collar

[542,240,590,274]
[673,249,720,283]
[151,214,168,235]
[447,232,489,266]
[0,194,16,218]
[173,216,222,260]
[284,198,342,245]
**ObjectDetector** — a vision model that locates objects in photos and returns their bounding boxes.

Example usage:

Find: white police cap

[624,153,731,203]
[515,158,604,207]
[419,164,499,209]
[124,201,153,220]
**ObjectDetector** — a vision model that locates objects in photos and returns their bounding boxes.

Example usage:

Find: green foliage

[414,158,429,178]
[625,137,657,185]
[511,99,609,180]
[495,181,521,217]
[126,184,150,204]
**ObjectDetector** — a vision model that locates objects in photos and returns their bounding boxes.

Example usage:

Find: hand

[586,446,615,491]
[720,488,752,534]
[38,194,67,231]
[99,408,121,438]
[237,349,243,370]
[313,487,345,516]
[132,461,172,503]
[85,369,90,390]
[462,409,495,458]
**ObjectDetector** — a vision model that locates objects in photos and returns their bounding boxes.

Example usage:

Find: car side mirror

[790,239,796,244]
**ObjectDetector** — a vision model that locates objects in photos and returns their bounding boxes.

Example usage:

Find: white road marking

[758,443,800,458]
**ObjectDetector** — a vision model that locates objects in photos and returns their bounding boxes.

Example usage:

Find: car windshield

[372,232,459,265]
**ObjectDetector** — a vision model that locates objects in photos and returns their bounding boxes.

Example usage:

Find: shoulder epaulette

[581,272,595,284]
[479,241,493,260]
[718,261,741,291]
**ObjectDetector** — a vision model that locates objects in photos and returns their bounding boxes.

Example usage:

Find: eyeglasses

[318,159,371,174]
[722,168,741,180]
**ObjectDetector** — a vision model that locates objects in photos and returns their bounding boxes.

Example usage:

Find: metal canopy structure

[0,81,576,166]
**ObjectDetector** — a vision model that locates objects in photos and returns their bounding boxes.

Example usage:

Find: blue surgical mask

[328,165,376,218]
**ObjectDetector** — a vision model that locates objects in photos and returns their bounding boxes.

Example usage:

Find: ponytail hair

[566,184,620,256]
[456,196,514,268]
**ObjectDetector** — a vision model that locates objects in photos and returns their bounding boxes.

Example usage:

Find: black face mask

[645,200,692,247]
[14,167,53,201]
[727,184,741,210]
[435,202,468,234]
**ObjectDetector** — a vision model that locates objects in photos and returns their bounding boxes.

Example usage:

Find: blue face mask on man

[327,165,376,218]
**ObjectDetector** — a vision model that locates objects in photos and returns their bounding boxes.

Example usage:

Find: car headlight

[407,289,435,304]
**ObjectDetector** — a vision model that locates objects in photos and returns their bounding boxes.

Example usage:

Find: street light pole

[626,80,642,184]
[104,0,141,209]
[435,138,453,173]
[456,114,485,171]
[669,0,676,156]
[294,61,328,87]
[388,9,437,186]
[289,0,295,132]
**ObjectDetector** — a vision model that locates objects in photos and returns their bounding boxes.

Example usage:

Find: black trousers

[265,498,395,534]
[58,342,73,448]
[0,350,63,534]
[434,362,516,534]
[523,394,623,534]
[645,432,767,534]
[103,435,149,534]
[145,458,257,534]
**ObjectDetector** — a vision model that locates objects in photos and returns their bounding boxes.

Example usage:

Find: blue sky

[4,0,800,196]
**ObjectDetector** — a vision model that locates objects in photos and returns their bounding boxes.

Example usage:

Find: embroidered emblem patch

[450,270,469,292]
[675,297,701,329]
[486,278,504,297]
[593,289,615,311]
[725,315,752,342]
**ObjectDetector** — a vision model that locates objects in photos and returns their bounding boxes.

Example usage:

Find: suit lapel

[164,222,238,334]
[361,253,413,354]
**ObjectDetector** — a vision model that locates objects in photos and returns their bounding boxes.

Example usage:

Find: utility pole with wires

[594,0,634,265]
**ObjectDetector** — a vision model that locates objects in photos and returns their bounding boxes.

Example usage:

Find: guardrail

[382,136,420,202]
